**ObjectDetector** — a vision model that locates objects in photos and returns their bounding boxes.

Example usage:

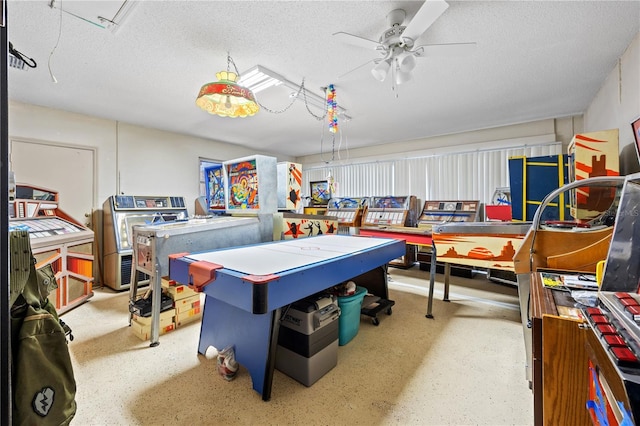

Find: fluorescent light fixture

[239,65,351,120]
[238,66,284,94]
[49,0,138,33]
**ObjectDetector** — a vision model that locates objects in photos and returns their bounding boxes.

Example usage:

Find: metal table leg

[426,242,436,318]
[149,259,161,347]
[443,262,451,302]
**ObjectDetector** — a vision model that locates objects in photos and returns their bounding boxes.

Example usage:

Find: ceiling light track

[239,65,351,121]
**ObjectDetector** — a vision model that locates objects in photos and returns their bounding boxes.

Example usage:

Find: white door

[10,139,95,228]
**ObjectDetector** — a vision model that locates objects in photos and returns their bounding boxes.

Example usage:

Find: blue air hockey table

[168,234,404,401]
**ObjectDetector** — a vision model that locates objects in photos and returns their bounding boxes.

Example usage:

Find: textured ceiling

[6,1,640,158]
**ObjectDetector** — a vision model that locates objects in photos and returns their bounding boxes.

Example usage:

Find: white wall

[584,32,640,175]
[8,101,291,215]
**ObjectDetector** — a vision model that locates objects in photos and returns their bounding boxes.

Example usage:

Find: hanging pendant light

[196,54,259,118]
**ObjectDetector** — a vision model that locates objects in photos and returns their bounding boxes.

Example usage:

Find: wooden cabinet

[10,184,94,314]
[32,235,94,314]
[530,272,591,426]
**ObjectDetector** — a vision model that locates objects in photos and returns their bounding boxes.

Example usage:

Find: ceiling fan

[334,0,476,86]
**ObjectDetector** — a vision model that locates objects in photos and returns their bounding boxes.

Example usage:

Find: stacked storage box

[129,287,175,341]
[276,293,341,386]
[166,278,202,326]
[129,277,202,340]
[130,308,175,340]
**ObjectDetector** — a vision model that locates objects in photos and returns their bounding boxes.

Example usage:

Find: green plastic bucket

[337,286,366,346]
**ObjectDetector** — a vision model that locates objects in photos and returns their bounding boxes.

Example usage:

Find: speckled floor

[62,266,533,425]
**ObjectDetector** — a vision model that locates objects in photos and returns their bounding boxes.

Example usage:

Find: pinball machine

[10,183,94,314]
[415,200,480,276]
[512,175,628,425]
[273,162,338,239]
[202,163,226,214]
[277,161,302,212]
[581,173,640,425]
[303,180,331,215]
[324,196,368,235]
[360,195,420,268]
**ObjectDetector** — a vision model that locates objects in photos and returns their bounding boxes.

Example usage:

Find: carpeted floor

[62,266,533,425]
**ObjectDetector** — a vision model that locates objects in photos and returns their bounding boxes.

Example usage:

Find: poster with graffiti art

[227,160,259,210]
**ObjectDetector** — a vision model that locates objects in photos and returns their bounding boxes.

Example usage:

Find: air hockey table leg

[197,296,280,401]
[426,242,436,319]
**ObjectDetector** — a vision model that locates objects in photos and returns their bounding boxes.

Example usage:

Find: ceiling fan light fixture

[395,69,412,85]
[398,53,416,73]
[371,59,391,82]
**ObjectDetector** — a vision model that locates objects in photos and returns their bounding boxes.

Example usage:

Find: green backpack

[10,230,77,425]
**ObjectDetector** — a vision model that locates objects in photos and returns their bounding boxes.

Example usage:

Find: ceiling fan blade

[333,31,381,50]
[414,42,477,57]
[402,0,449,43]
[337,58,379,80]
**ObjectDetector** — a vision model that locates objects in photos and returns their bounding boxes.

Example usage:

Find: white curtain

[302,142,562,205]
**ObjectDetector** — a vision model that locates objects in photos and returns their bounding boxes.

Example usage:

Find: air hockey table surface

[185,233,390,275]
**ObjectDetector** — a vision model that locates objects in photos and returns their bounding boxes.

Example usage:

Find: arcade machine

[568,129,619,222]
[416,200,480,276]
[130,154,277,346]
[578,127,638,425]
[486,187,534,284]
[102,195,188,290]
[360,195,420,268]
[512,176,625,421]
[485,187,512,222]
[274,163,337,240]
[584,172,640,426]
[356,196,420,325]
[324,196,368,235]
[277,161,302,212]
[195,163,227,216]
[303,180,331,215]
[10,183,94,314]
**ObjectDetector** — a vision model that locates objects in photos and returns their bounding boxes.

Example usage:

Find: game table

[358,226,439,316]
[168,234,404,400]
[360,223,532,318]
